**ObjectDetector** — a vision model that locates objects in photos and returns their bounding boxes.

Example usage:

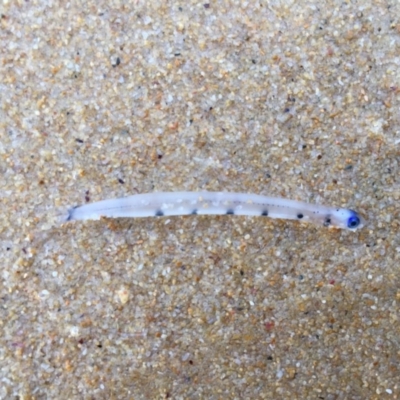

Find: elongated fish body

[66,192,364,231]
[66,191,364,231]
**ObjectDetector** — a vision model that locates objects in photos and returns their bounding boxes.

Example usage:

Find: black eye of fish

[347,216,360,229]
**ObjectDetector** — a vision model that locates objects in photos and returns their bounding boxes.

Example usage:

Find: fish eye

[347,215,360,229]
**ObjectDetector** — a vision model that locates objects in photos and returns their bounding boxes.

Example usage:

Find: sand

[1,0,399,398]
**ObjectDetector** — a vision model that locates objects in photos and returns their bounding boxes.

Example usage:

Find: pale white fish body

[66,191,364,231]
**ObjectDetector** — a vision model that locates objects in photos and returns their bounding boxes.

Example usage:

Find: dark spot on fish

[323,217,332,227]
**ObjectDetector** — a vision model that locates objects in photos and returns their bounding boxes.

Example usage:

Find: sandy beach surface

[1,1,399,398]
